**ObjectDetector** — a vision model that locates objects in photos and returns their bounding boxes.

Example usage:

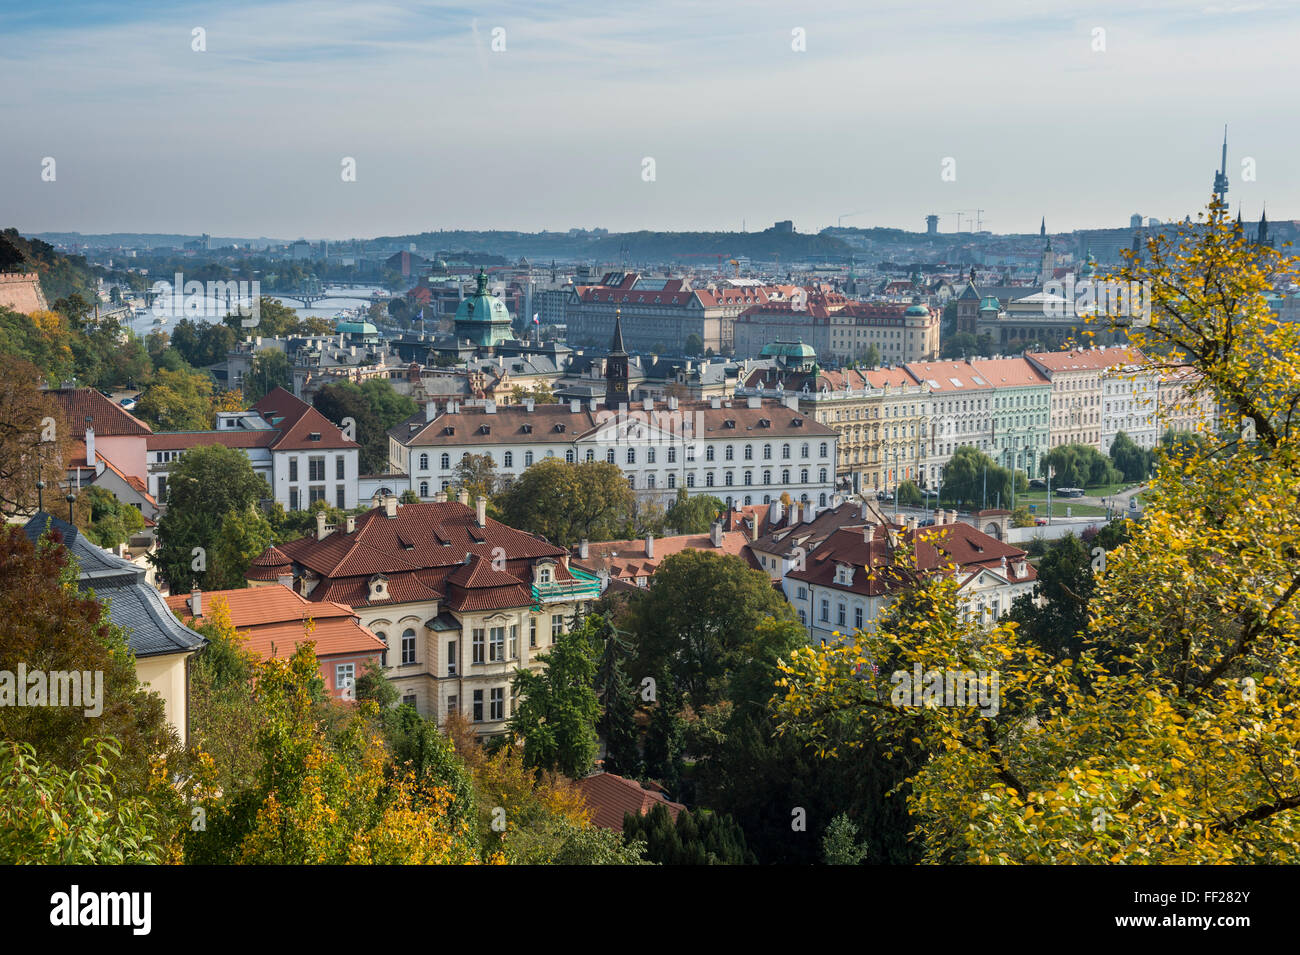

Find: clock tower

[604,308,629,409]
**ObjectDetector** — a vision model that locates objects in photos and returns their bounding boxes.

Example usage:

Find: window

[628,474,636,489]
[763,444,772,460]
[473,628,485,664]
[800,468,808,483]
[744,444,753,460]
[686,445,696,462]
[819,467,828,483]
[724,472,733,486]
[801,442,810,458]
[447,695,458,717]
[647,474,656,488]
[289,458,298,481]
[447,641,457,675]
[705,446,715,461]
[419,453,429,470]
[648,448,656,464]
[309,457,326,481]
[552,614,564,641]
[504,451,513,468]
[403,694,417,708]
[509,625,518,659]
[490,687,505,722]
[337,456,345,479]
[586,448,595,462]
[799,609,807,625]
[336,662,355,692]
[782,469,790,484]
[763,470,771,485]
[627,447,636,464]
[838,603,846,625]
[607,448,615,463]
[687,473,696,488]
[490,626,505,662]
[667,473,676,488]
[564,449,575,463]
[525,451,534,467]
[375,631,388,667]
[419,480,429,497]
[744,495,752,505]
[820,599,830,622]
[668,447,677,463]
[724,445,733,461]
[796,586,807,600]
[441,453,450,469]
[539,566,552,584]
[308,486,325,504]
[782,443,791,460]
[854,606,863,629]
[401,628,416,665]
[473,690,484,722]
[529,618,537,648]
[337,486,345,509]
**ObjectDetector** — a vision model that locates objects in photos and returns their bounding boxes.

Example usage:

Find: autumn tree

[775,199,1300,863]
[497,458,634,546]
[664,487,725,534]
[0,355,69,515]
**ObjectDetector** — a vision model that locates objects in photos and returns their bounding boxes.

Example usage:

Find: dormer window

[478,425,490,435]
[539,566,552,584]
[309,432,322,441]
[368,575,389,602]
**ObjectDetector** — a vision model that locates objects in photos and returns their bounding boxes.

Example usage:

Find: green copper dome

[761,340,817,359]
[905,303,932,316]
[454,269,514,347]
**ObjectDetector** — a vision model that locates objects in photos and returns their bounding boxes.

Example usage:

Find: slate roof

[22,513,205,658]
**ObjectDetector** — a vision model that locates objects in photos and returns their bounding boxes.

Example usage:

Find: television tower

[1213,126,1230,204]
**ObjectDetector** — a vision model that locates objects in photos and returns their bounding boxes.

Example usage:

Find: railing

[531,567,602,606]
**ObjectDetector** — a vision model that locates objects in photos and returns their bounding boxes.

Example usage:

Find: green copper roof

[336,321,378,334]
[905,304,931,316]
[978,296,1000,311]
[761,340,817,359]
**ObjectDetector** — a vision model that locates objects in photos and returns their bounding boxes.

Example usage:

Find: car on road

[1057,487,1086,498]
[1035,517,1049,526]
[1029,479,1047,490]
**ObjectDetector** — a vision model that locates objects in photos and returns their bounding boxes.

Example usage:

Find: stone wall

[0,271,49,315]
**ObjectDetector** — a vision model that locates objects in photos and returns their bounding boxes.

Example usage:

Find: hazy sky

[2,0,1297,239]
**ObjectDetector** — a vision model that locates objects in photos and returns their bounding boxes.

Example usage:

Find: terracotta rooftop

[576,772,685,832]
[48,388,152,436]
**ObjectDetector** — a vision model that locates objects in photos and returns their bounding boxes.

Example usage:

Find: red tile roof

[146,430,279,451]
[573,530,759,583]
[49,388,152,436]
[166,585,387,659]
[1025,346,1147,373]
[576,772,685,831]
[254,387,361,452]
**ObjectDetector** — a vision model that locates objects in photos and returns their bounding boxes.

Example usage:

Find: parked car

[1029,478,1047,490]
[1035,517,1049,526]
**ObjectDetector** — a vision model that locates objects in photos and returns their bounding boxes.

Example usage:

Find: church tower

[1038,225,1056,286]
[604,308,629,409]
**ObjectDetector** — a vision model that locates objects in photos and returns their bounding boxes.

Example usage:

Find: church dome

[454,269,514,348]
[905,304,932,316]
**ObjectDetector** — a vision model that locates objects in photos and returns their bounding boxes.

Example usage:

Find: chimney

[434,490,447,503]
[425,401,437,422]
[385,495,398,518]
[863,521,877,543]
[645,534,654,559]
[948,509,958,525]
[476,495,487,527]
[710,521,723,548]
[570,399,580,413]
[524,398,535,412]
[859,500,870,520]
[277,573,292,589]
[189,587,202,617]
[667,396,678,411]
[747,396,761,409]
[805,500,818,522]
[346,515,356,533]
[589,398,599,411]
[935,508,944,525]
[458,489,469,506]
[579,538,589,559]
[768,498,784,526]
[84,425,96,468]
[642,397,654,411]
[485,400,497,414]
[316,510,328,540]
[710,396,722,409]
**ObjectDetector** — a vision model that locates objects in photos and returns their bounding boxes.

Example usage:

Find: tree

[627,550,803,708]
[685,334,704,356]
[508,627,601,778]
[0,356,70,515]
[863,343,882,369]
[1109,430,1151,482]
[940,446,1014,509]
[313,379,415,474]
[509,382,558,404]
[1043,442,1120,488]
[150,444,271,591]
[453,452,498,501]
[0,524,180,802]
[208,505,275,589]
[896,480,923,508]
[243,349,292,403]
[74,485,145,549]
[498,459,634,546]
[588,615,642,777]
[664,487,725,533]
[623,803,755,864]
[773,200,1300,863]
[135,366,216,431]
[821,812,869,865]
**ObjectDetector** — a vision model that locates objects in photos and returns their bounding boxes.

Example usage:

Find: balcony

[531,567,602,608]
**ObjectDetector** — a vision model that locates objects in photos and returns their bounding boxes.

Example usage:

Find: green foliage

[75,484,144,549]
[821,812,870,865]
[664,487,725,534]
[0,739,171,864]
[208,506,276,589]
[150,444,271,591]
[1109,430,1152,482]
[508,627,601,778]
[896,479,923,508]
[498,458,635,546]
[312,378,416,474]
[623,803,756,865]
[684,334,704,356]
[242,349,291,404]
[940,446,1019,508]
[1042,442,1121,489]
[135,366,216,431]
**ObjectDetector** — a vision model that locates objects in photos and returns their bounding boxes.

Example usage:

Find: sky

[1,0,1297,239]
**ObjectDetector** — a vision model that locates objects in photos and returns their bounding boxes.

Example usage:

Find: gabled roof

[576,772,685,831]
[48,388,152,436]
[253,387,361,452]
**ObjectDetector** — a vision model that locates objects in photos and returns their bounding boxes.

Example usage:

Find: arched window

[586,448,595,462]
[819,493,827,506]
[800,468,808,483]
[503,451,513,468]
[724,445,734,461]
[763,494,771,504]
[763,470,772,485]
[782,469,790,484]
[744,471,752,485]
[705,472,714,487]
[607,448,615,464]
[565,449,575,463]
[524,451,534,467]
[744,495,752,505]
[801,443,809,459]
[782,443,791,459]
[401,628,416,665]
[419,453,429,470]
[819,467,828,483]
[668,473,677,488]
[440,453,450,470]
[724,472,733,486]
[419,481,429,497]
[375,631,388,667]
[687,473,696,488]
[705,446,715,461]
[763,444,772,460]
[668,447,677,463]
[744,444,753,460]
[627,447,636,464]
